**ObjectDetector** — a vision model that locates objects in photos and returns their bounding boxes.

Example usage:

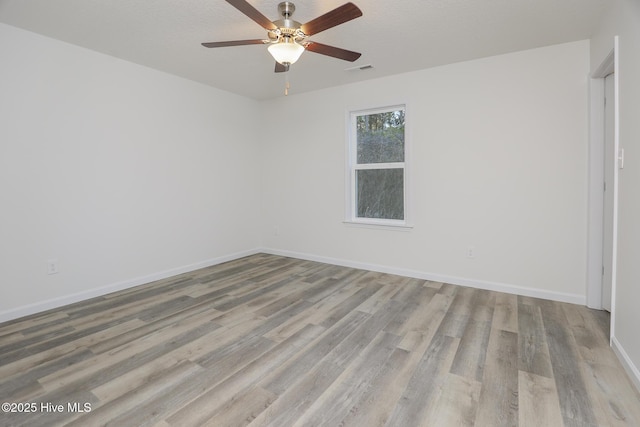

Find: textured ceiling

[0,0,610,100]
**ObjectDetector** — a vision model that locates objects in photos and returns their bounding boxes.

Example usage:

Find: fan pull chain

[285,73,290,96]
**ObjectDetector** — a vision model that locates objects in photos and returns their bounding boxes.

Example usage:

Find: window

[347,105,408,227]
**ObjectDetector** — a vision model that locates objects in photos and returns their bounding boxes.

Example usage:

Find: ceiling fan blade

[274,62,289,73]
[305,42,361,62]
[201,39,265,48]
[226,0,277,30]
[300,2,362,36]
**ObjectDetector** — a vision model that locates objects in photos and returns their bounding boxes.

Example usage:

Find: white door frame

[587,37,619,338]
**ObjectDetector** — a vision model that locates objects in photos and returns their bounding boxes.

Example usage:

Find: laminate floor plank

[383,284,434,335]
[212,276,303,312]
[0,254,638,426]
[290,331,402,427]
[31,324,218,421]
[65,278,197,320]
[449,317,491,382]
[473,329,519,427]
[253,280,334,319]
[578,361,640,426]
[90,323,242,402]
[540,299,600,426]
[492,293,518,333]
[338,287,457,427]
[436,286,476,338]
[518,370,564,427]
[302,277,352,303]
[356,281,402,315]
[449,291,494,382]
[66,360,204,427]
[0,311,69,336]
[421,373,482,427]
[384,333,460,427]
[316,283,383,329]
[0,317,141,381]
[164,324,326,426]
[517,300,554,378]
[251,300,406,427]
[88,304,220,354]
[396,292,454,352]
[563,302,618,366]
[0,348,93,402]
[263,280,365,342]
[259,310,372,396]
[335,346,412,427]
[38,312,221,391]
[565,302,640,425]
[204,385,278,427]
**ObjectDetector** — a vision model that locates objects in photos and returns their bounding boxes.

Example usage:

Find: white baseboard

[611,336,640,393]
[0,248,261,324]
[261,247,586,305]
[1,247,587,324]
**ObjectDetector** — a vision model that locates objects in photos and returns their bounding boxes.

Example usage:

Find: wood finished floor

[1,254,639,427]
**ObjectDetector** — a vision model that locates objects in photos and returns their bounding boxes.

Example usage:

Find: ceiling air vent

[344,64,374,71]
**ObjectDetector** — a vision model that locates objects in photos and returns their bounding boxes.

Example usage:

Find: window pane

[356,109,405,164]
[356,169,404,220]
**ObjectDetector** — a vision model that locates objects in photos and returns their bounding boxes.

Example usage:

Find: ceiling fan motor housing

[271,2,304,42]
[278,2,296,18]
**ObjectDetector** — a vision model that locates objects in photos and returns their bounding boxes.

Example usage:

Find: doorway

[602,72,615,312]
[587,40,618,324]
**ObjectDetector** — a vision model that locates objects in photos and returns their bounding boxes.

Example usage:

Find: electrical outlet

[466,246,475,259]
[47,259,59,275]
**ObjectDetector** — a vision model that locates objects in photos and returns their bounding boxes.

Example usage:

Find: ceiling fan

[202,0,363,73]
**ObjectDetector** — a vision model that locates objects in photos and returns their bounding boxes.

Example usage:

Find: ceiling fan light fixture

[202,1,363,75]
[268,37,305,65]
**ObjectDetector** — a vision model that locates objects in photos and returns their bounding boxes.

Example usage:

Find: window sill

[343,220,414,231]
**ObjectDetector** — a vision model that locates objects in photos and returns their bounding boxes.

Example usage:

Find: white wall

[0,24,594,323]
[0,24,262,320]
[261,40,590,304]
[590,0,640,389]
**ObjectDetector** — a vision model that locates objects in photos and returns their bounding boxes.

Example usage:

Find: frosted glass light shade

[268,39,305,65]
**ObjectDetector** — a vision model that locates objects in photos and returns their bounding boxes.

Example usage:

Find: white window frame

[345,104,411,229]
